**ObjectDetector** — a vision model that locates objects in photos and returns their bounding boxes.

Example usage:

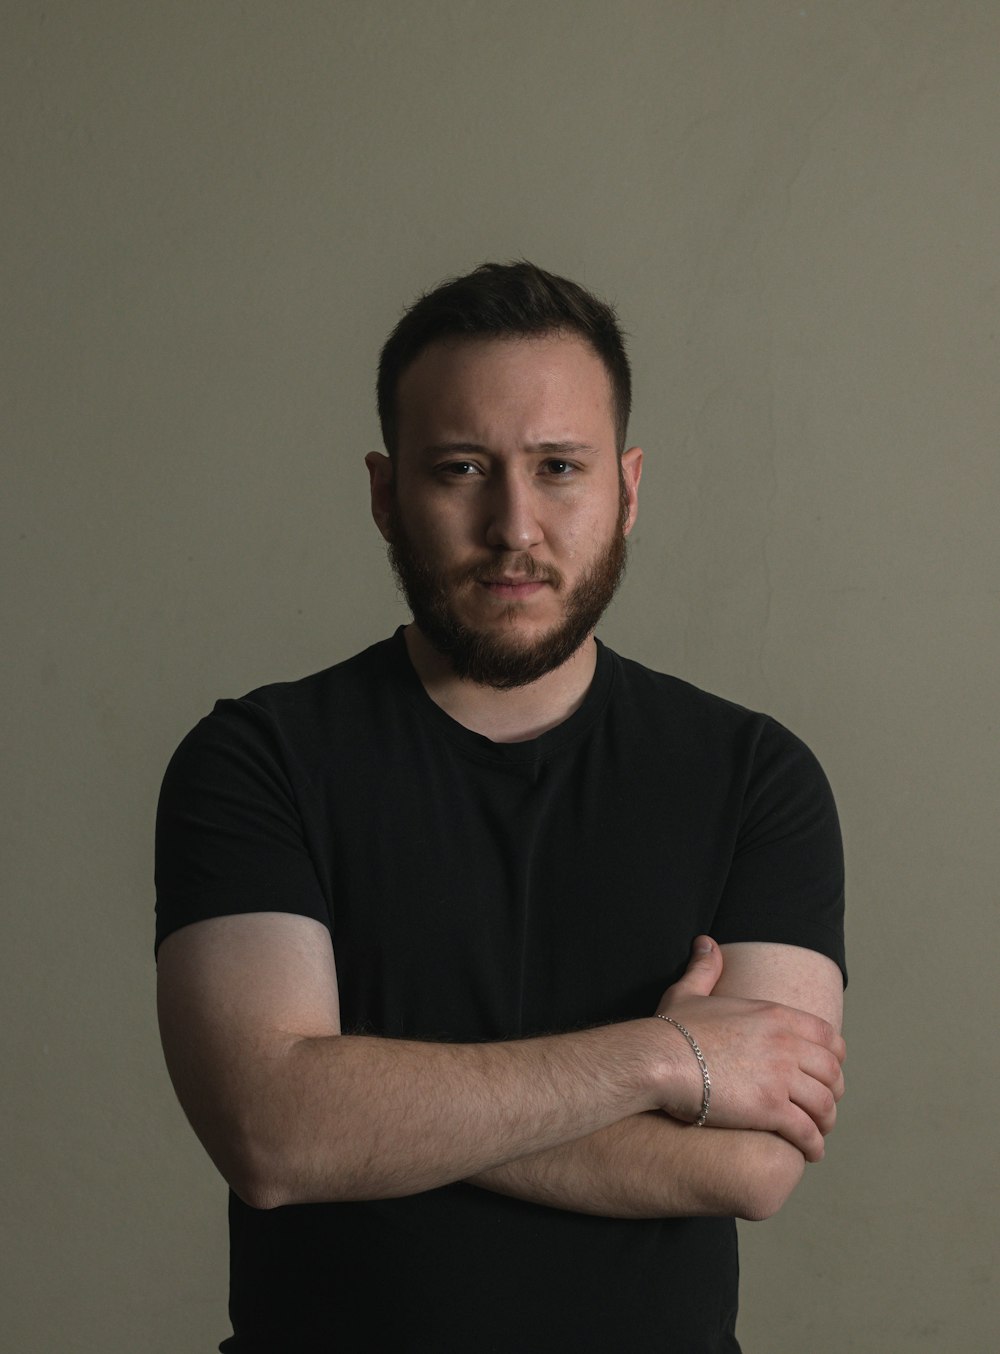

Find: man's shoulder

[603,644,826,777]
[237,630,400,716]
[606,645,764,730]
[170,632,404,767]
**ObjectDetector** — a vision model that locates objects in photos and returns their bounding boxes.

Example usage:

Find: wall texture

[4,3,998,1350]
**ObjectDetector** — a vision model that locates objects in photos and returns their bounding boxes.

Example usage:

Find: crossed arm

[156,912,844,1219]
[468,941,844,1220]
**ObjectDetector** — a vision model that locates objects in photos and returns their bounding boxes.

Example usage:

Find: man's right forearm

[217,1021,685,1210]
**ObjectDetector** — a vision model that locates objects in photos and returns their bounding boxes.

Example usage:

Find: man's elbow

[232,1175,292,1211]
[734,1136,807,1222]
[186,1098,309,1211]
[217,1118,409,1211]
[202,1127,295,1211]
[219,1118,352,1211]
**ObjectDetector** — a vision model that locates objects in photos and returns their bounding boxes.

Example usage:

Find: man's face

[369,334,642,689]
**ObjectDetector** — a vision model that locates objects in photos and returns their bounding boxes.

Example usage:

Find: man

[155,262,846,1353]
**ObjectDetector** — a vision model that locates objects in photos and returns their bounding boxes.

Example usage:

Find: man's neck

[402,624,598,744]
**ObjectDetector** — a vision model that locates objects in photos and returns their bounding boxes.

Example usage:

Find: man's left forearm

[467,1111,805,1220]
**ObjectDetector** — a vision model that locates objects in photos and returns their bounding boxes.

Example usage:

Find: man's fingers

[773,1102,826,1163]
[785,1007,843,1059]
[789,1073,838,1137]
[666,935,723,1000]
[797,1042,846,1102]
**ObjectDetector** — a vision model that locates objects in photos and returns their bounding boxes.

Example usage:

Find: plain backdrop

[3,3,998,1350]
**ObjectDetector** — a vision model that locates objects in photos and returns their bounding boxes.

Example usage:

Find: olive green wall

[4,3,998,1349]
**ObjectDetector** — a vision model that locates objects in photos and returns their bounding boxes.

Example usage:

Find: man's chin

[414,609,593,690]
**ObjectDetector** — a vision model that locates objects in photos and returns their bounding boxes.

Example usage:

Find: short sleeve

[154,699,330,956]
[710,719,847,984]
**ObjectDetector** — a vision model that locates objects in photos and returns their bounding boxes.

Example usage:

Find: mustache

[459,555,563,589]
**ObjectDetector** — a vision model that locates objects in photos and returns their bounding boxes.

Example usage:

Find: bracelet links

[655,1014,711,1127]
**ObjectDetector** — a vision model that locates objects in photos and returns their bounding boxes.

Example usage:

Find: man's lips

[479,578,549,598]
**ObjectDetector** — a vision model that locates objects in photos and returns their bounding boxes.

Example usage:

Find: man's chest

[307,734,740,1040]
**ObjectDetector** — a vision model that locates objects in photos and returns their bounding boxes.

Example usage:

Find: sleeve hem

[711,915,847,987]
[154,893,331,958]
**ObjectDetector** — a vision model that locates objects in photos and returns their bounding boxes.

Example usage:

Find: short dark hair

[376,261,632,457]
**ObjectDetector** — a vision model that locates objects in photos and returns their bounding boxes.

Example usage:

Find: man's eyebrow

[420,440,599,457]
[529,441,599,455]
[419,442,489,457]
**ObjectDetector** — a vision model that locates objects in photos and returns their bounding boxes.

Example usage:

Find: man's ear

[621,446,642,536]
[365,451,394,542]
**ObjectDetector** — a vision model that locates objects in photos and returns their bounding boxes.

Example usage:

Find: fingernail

[694,937,712,954]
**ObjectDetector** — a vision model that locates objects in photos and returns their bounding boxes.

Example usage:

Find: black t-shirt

[155,630,845,1353]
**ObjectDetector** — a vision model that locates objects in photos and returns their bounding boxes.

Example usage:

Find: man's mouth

[479,577,549,598]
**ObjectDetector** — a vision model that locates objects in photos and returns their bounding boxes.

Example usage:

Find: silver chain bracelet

[655,1014,711,1126]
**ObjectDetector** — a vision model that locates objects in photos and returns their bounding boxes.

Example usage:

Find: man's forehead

[395,333,615,440]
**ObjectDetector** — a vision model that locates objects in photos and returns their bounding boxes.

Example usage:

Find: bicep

[156,912,340,1183]
[714,941,843,1032]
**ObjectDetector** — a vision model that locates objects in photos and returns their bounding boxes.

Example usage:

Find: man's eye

[542,459,574,475]
[440,461,481,476]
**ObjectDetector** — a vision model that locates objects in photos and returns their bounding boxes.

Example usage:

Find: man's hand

[653,937,846,1162]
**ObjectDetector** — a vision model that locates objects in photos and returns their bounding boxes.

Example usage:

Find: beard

[386,494,629,691]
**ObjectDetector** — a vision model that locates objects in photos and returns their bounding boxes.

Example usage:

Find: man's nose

[483,470,544,551]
